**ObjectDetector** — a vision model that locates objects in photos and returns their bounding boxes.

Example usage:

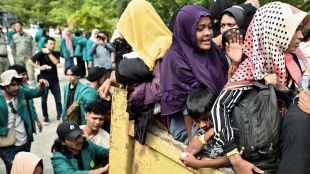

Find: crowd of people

[0,0,310,173]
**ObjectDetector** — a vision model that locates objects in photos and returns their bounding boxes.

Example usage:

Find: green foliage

[0,0,309,34]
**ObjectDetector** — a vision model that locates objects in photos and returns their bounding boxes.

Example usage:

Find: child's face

[196,16,213,50]
[193,114,212,131]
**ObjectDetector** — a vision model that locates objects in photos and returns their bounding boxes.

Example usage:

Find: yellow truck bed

[109,87,234,174]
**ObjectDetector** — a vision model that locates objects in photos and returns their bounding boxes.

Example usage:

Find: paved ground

[0,59,83,174]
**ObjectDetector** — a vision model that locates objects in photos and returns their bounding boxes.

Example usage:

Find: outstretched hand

[38,79,49,87]
[225,29,243,65]
[98,79,112,101]
[264,74,288,91]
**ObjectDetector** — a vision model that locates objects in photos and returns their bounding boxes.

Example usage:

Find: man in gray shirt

[89,32,114,70]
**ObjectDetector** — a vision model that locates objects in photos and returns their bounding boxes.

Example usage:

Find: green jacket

[22,84,39,134]
[7,30,15,45]
[61,38,72,59]
[0,86,44,141]
[37,36,47,51]
[35,29,43,43]
[79,38,88,61]
[73,36,83,57]
[51,141,109,174]
[61,81,98,125]
[85,39,95,62]
[11,32,36,61]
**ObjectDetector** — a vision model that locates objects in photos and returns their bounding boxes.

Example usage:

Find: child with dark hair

[179,87,229,169]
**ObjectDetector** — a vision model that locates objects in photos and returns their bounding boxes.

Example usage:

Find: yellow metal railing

[109,87,234,174]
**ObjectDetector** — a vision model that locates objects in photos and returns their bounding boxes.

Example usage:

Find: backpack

[67,99,81,125]
[230,82,281,173]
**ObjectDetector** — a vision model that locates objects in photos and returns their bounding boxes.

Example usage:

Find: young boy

[179,87,229,169]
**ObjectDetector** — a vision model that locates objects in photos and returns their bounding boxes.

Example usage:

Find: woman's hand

[225,29,243,65]
[298,90,310,114]
[98,79,112,101]
[264,74,288,91]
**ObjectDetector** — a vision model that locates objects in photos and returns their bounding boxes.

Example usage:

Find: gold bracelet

[226,148,239,157]
[198,134,208,145]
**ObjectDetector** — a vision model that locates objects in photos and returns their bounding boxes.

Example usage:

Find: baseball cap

[87,67,106,82]
[56,121,83,141]
[0,70,23,87]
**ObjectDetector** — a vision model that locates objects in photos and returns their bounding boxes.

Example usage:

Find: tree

[0,0,309,34]
[68,1,118,34]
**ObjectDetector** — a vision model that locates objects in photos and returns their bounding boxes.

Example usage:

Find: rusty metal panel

[131,142,195,174]
[110,87,233,174]
[109,87,134,174]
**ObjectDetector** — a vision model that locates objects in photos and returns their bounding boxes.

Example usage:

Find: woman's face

[65,29,71,36]
[220,14,238,34]
[286,24,304,53]
[66,69,78,85]
[196,16,213,50]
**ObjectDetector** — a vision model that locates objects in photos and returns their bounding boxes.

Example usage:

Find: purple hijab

[160,5,228,115]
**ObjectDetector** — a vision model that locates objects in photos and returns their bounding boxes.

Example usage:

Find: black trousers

[277,101,310,174]
[76,56,86,77]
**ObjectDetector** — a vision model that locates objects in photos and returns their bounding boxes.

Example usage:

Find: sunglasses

[8,101,17,114]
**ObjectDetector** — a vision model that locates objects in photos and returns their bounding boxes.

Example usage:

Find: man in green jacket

[51,121,109,174]
[0,69,48,174]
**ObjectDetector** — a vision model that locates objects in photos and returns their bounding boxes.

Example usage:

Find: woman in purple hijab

[160,5,229,144]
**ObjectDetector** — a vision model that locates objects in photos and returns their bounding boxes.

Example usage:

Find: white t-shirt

[80,125,110,148]
[7,98,28,146]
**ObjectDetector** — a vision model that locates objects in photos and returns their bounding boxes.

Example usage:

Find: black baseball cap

[56,121,83,141]
[87,67,106,82]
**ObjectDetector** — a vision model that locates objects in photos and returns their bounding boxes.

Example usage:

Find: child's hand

[179,153,201,169]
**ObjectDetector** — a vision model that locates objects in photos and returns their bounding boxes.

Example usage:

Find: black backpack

[230,82,281,173]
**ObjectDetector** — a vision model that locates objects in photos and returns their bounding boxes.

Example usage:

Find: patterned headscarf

[227,2,308,88]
